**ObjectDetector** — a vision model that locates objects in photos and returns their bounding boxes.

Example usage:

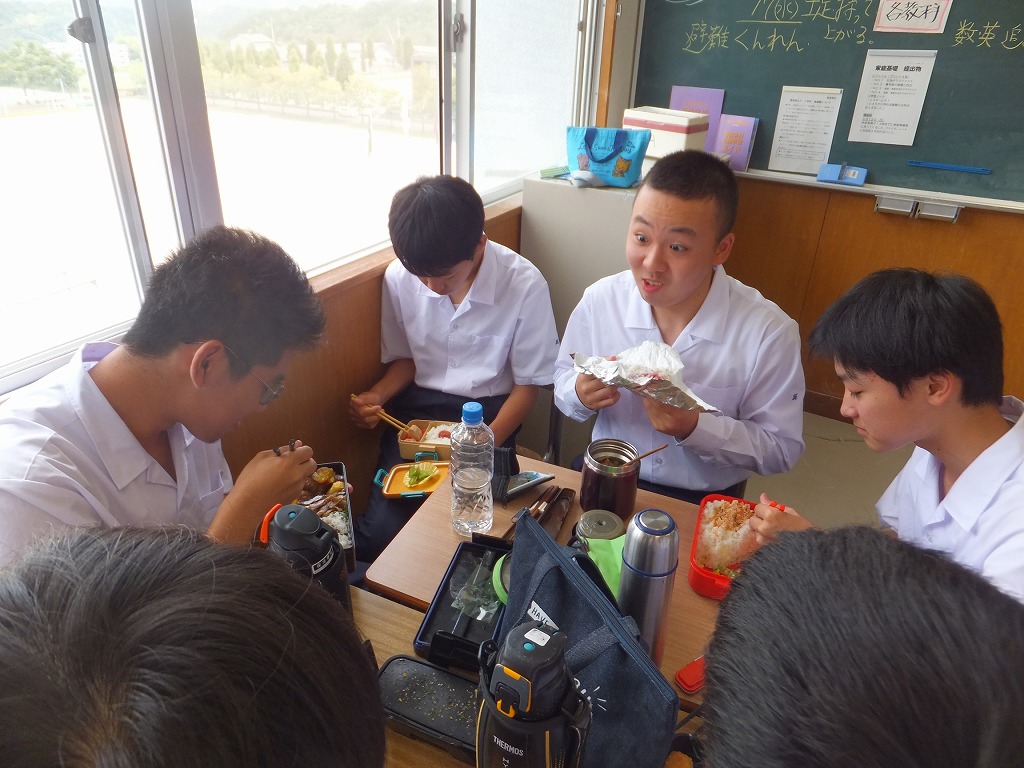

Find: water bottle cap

[461,401,484,425]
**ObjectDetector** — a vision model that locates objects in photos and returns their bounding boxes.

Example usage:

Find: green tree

[0,41,80,95]
[360,38,376,72]
[260,47,281,69]
[397,36,414,69]
[410,61,435,127]
[305,38,317,65]
[335,42,353,87]
[324,37,337,77]
[287,43,302,73]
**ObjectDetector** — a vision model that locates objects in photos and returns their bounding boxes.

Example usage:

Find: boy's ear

[925,370,958,405]
[190,340,223,387]
[713,232,735,266]
[475,232,487,258]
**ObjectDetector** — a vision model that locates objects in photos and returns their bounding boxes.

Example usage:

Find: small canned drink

[579,438,639,521]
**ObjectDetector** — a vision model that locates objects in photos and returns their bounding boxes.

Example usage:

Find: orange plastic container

[687,494,755,600]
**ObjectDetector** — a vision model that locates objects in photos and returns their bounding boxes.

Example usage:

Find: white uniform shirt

[0,342,232,565]
[553,267,805,491]
[381,240,559,396]
[877,396,1024,601]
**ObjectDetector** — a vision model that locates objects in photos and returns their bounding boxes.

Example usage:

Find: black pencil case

[414,540,511,671]
[378,654,478,765]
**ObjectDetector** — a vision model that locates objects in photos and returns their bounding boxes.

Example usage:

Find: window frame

[3,0,603,395]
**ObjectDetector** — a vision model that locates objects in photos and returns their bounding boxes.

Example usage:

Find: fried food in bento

[294,466,353,549]
[298,466,339,500]
[400,424,424,442]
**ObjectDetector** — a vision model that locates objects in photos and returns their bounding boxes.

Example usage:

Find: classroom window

[0,0,590,394]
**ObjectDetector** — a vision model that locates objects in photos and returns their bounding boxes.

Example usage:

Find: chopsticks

[500,485,561,541]
[624,443,669,469]
[349,394,411,432]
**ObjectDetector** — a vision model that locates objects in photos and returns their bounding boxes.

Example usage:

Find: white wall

[518,177,637,465]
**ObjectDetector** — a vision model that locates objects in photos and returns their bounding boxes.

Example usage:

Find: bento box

[375,460,450,498]
[688,494,756,600]
[397,419,458,460]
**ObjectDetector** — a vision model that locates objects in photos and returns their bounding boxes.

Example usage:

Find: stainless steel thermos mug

[618,508,679,664]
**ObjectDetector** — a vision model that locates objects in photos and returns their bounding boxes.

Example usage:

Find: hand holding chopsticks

[348,393,411,432]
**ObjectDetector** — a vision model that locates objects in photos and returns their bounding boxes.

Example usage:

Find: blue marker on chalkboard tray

[908,160,992,175]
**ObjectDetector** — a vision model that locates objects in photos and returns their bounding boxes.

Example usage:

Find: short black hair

[702,527,1024,768]
[387,175,485,277]
[639,150,739,241]
[123,226,325,376]
[0,526,386,768]
[809,268,1003,406]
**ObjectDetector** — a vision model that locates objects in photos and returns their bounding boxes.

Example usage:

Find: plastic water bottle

[450,401,494,536]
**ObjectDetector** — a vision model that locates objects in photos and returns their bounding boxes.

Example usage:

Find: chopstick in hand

[349,394,411,432]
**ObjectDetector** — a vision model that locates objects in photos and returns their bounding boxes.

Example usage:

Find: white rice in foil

[695,499,757,577]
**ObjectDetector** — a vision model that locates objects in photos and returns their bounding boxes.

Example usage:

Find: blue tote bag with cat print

[566,126,651,188]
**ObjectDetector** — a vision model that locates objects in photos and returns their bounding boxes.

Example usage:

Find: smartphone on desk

[505,471,556,499]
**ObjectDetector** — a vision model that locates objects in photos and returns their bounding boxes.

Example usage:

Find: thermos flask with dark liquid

[578,438,639,521]
[617,508,678,664]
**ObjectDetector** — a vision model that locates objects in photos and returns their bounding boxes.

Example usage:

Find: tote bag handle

[583,128,629,164]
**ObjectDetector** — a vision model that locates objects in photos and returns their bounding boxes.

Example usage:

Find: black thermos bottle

[265,503,351,612]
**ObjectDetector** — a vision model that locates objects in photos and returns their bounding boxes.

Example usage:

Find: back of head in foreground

[0,526,385,768]
[808,267,1003,407]
[122,225,326,374]
[702,526,1024,768]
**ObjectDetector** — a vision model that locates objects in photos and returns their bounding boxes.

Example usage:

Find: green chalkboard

[635,0,1024,204]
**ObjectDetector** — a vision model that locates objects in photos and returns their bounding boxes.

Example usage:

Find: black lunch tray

[413,539,512,671]
[378,654,479,765]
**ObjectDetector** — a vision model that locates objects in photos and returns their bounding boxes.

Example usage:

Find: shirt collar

[932,396,1024,530]
[623,265,729,343]
[72,342,183,490]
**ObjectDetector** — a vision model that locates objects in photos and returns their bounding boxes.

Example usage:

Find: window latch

[67,16,95,44]
[452,12,466,48]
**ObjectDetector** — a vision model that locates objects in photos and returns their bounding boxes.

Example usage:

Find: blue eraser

[816,163,843,182]
[839,166,867,186]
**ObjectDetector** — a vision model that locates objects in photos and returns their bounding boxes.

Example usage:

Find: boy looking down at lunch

[750,268,1024,601]
[350,175,559,561]
[553,150,805,505]
[0,226,326,566]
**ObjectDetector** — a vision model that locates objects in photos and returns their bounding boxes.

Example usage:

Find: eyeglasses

[222,344,284,406]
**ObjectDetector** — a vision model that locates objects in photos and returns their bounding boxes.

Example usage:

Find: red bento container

[688,494,755,600]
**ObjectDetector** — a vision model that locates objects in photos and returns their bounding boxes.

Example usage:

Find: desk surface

[365,456,721,710]
[351,587,474,767]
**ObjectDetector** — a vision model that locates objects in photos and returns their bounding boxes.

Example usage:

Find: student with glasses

[0,226,326,565]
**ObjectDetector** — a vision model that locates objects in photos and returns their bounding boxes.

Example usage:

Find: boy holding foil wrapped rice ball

[751,269,1024,602]
[553,150,806,505]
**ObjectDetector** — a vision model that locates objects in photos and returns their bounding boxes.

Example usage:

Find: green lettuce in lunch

[404,461,439,488]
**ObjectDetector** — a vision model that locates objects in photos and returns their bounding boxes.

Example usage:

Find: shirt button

[655,458,663,465]
[450,361,458,368]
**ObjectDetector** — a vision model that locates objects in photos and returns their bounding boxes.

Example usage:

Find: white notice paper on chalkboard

[849,49,937,146]
[768,86,843,175]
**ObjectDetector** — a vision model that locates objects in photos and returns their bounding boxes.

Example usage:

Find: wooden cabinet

[727,178,1024,418]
